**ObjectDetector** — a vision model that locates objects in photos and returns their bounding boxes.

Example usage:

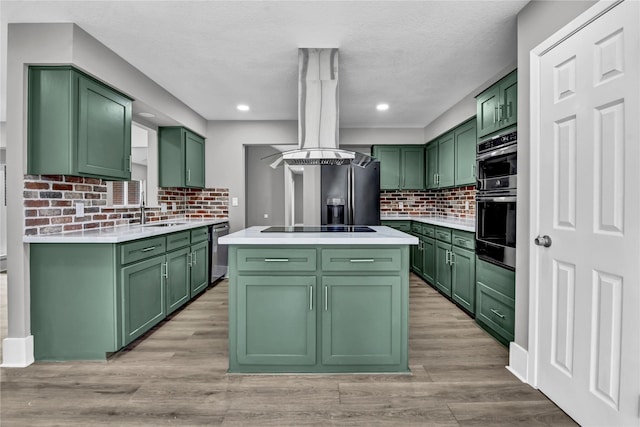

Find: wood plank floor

[0,274,577,426]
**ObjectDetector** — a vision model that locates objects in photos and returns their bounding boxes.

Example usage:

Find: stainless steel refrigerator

[321,161,381,226]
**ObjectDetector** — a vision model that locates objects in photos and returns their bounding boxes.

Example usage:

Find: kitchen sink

[143,222,186,227]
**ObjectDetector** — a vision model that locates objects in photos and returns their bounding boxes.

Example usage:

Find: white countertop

[23,218,229,243]
[381,216,475,232]
[219,226,418,245]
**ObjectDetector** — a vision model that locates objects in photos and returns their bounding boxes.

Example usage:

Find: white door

[534,1,640,426]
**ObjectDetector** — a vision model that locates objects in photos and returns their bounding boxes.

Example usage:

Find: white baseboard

[506,342,529,384]
[1,336,35,367]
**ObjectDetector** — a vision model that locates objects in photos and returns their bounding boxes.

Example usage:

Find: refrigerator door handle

[348,166,355,225]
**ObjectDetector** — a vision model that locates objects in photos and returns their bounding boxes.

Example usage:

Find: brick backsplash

[24,175,229,236]
[380,185,476,219]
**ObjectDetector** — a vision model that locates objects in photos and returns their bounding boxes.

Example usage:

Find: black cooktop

[261,226,376,233]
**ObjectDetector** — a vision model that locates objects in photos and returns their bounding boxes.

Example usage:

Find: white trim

[1,336,34,367]
[527,0,623,391]
[507,342,529,384]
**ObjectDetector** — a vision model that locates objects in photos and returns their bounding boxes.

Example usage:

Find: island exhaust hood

[269,48,374,169]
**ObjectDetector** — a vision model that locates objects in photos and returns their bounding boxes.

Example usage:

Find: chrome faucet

[140,192,146,225]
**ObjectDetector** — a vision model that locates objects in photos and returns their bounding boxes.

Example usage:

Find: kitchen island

[220,225,418,373]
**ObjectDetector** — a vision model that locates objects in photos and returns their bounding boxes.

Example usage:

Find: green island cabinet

[372,145,425,190]
[476,70,517,138]
[30,227,210,360]
[426,117,476,189]
[159,127,206,188]
[228,245,409,373]
[28,66,133,180]
[475,258,515,346]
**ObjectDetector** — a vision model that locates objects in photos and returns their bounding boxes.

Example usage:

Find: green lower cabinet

[237,276,316,365]
[434,241,452,297]
[166,247,191,315]
[410,235,423,275]
[451,246,475,314]
[322,276,401,366]
[422,236,436,285]
[475,258,515,346]
[190,241,209,297]
[228,245,409,373]
[121,255,166,346]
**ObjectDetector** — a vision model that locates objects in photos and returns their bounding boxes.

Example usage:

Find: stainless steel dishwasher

[209,222,229,284]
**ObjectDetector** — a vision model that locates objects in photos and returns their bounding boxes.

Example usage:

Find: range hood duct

[269,48,374,169]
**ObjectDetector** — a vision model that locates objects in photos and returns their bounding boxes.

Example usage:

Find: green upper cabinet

[28,66,133,180]
[476,70,517,138]
[453,119,477,186]
[372,145,425,190]
[159,127,206,188]
[426,117,476,189]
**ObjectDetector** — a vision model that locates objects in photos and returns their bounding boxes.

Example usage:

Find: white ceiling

[1,0,528,128]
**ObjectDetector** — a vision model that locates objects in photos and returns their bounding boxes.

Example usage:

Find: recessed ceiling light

[376,103,389,111]
[237,104,250,112]
[138,112,155,118]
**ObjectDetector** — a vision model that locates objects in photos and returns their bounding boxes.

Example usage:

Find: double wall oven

[476,129,517,270]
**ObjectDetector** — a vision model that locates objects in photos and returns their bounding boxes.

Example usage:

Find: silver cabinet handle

[324,286,328,311]
[309,285,313,311]
[141,246,156,252]
[187,169,191,183]
[534,235,552,248]
[193,251,197,265]
[188,253,193,267]
[349,259,375,263]
[264,258,289,262]
[128,155,132,172]
[162,261,168,279]
[490,308,505,319]
[445,250,450,265]
[472,164,475,177]
[494,106,498,123]
[450,252,456,266]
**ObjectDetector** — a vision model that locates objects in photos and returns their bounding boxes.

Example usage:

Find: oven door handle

[476,144,518,161]
[476,195,517,203]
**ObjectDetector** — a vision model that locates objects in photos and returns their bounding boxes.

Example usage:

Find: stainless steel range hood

[269,48,374,169]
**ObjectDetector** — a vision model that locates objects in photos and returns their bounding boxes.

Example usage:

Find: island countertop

[219,225,418,245]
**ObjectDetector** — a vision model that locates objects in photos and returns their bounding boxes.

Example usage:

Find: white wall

[514,0,596,348]
[4,23,207,365]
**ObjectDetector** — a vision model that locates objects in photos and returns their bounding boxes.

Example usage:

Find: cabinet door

[166,248,190,315]
[437,132,455,188]
[373,146,401,190]
[121,256,166,345]
[410,238,423,275]
[476,86,500,138]
[78,75,132,180]
[451,246,476,314]
[434,241,452,297]
[401,146,425,189]
[237,276,316,365]
[454,119,477,186]
[425,141,439,189]
[322,276,401,365]
[185,130,205,188]
[189,241,209,297]
[499,71,518,128]
[422,237,436,285]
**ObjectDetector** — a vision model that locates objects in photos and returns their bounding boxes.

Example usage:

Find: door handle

[188,253,193,267]
[188,169,191,183]
[445,250,450,265]
[494,106,498,123]
[324,286,328,311]
[162,261,168,279]
[309,285,313,311]
[450,252,456,266]
[534,235,552,248]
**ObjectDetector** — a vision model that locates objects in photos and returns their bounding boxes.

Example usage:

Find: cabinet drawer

[166,231,191,251]
[422,224,435,238]
[120,236,166,265]
[476,258,515,298]
[411,222,423,235]
[435,227,452,243]
[190,227,209,244]
[322,248,402,272]
[237,248,317,272]
[452,230,475,250]
[382,220,411,232]
[476,283,514,343]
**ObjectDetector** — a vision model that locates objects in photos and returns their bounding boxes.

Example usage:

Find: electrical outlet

[399,201,404,209]
[264,213,269,219]
[232,197,239,207]
[465,201,469,210]
[75,202,84,218]
[160,203,167,213]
